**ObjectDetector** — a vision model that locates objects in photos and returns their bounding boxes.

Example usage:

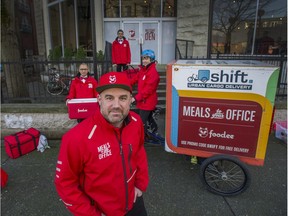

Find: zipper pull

[129,144,132,152]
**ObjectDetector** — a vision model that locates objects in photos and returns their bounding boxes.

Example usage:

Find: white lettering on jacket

[98,142,112,160]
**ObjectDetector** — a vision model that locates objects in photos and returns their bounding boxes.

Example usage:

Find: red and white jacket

[54,109,149,216]
[130,62,160,111]
[66,75,98,100]
[112,37,131,65]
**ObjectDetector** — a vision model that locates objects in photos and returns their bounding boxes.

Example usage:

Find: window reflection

[77,0,92,55]
[162,0,176,17]
[104,0,174,18]
[62,1,76,50]
[104,0,120,17]
[49,4,61,48]
[211,0,287,55]
[121,0,160,17]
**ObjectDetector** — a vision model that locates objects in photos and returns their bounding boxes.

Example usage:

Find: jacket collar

[96,108,132,132]
[139,61,156,70]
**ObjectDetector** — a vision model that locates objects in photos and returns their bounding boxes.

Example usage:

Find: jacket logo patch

[88,83,93,88]
[98,142,112,159]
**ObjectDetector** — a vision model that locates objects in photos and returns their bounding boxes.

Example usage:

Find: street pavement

[1,114,287,216]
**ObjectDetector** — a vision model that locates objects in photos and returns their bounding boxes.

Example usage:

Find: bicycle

[46,67,72,95]
[145,107,165,146]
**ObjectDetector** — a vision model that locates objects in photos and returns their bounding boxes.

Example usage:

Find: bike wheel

[46,81,64,95]
[199,155,251,196]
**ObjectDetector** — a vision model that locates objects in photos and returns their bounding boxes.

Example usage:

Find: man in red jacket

[66,63,98,122]
[55,72,149,216]
[112,29,131,72]
[130,49,160,136]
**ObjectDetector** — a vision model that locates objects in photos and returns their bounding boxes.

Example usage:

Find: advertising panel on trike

[165,59,279,196]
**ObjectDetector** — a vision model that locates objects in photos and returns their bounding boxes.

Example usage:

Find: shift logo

[187,69,253,90]
[198,127,235,139]
[187,69,253,84]
[187,70,210,83]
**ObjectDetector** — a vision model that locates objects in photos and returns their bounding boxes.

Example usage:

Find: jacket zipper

[115,131,129,212]
[128,144,132,174]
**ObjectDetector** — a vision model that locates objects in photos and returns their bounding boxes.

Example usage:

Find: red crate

[67,98,98,119]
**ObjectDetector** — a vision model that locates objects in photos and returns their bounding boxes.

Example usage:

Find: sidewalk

[1,114,287,216]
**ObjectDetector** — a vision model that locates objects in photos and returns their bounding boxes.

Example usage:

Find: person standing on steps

[130,49,160,138]
[112,29,131,72]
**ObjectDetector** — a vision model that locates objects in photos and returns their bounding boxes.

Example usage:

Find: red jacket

[112,37,131,65]
[66,75,98,100]
[130,62,160,111]
[54,109,149,216]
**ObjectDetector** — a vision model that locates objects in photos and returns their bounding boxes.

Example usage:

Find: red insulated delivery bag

[1,168,8,188]
[4,128,40,159]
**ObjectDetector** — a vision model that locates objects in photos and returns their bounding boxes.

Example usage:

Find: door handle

[139,37,144,45]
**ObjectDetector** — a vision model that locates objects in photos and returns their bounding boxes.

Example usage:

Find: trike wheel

[46,81,63,95]
[200,155,251,196]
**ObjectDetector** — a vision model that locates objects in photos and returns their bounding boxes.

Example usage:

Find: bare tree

[1,0,29,100]
[212,0,271,54]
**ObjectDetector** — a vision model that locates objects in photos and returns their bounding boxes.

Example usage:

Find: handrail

[175,39,195,59]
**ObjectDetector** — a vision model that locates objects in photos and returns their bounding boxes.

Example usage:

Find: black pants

[148,111,158,133]
[116,64,128,72]
[139,110,152,133]
[126,196,147,216]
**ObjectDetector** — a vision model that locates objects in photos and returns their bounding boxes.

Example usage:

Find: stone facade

[177,0,210,57]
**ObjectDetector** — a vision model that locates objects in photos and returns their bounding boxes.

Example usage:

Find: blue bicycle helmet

[141,49,155,61]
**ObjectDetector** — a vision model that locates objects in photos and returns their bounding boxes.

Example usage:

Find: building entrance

[123,21,159,65]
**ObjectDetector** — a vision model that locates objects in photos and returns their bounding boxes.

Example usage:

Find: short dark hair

[117,29,124,34]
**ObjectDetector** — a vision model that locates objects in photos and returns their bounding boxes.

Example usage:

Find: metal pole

[90,0,98,79]
[251,0,260,55]
[207,0,215,58]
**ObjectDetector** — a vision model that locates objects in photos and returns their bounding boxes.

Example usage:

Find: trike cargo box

[165,60,279,166]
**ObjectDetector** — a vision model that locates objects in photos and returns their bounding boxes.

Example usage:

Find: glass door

[123,21,159,64]
[123,22,141,64]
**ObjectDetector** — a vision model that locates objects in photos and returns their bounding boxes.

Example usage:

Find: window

[162,0,176,17]
[48,0,93,57]
[49,4,61,49]
[62,1,76,50]
[104,0,163,18]
[104,0,120,17]
[211,0,287,55]
[77,0,92,54]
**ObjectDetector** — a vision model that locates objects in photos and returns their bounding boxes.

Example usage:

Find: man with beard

[55,72,149,216]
